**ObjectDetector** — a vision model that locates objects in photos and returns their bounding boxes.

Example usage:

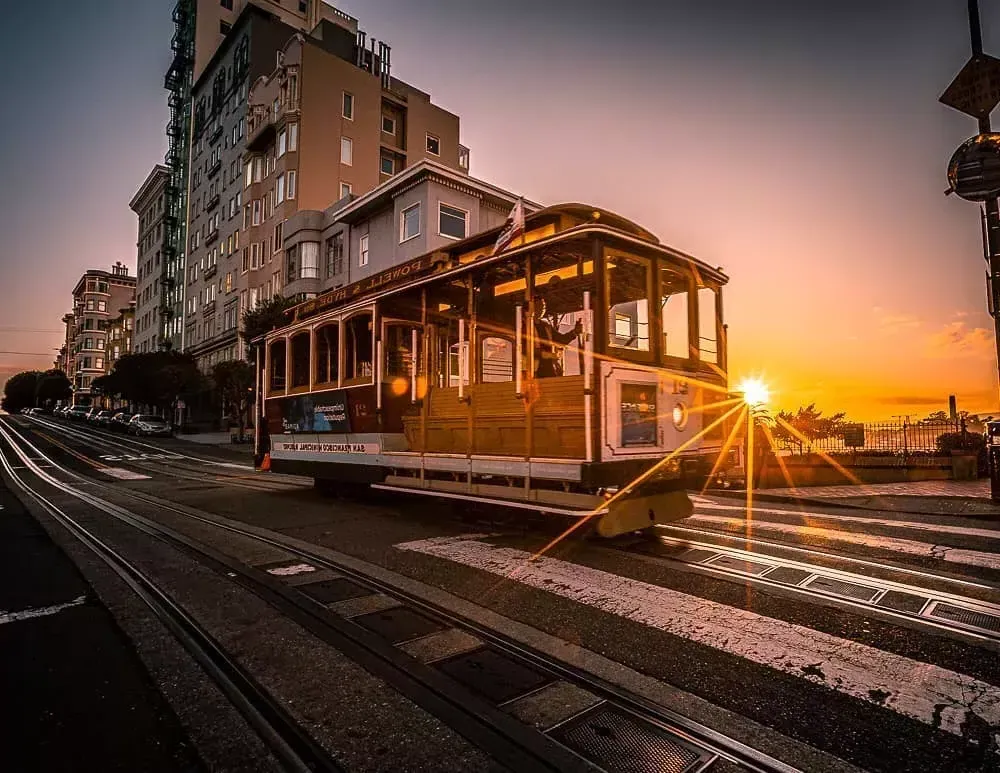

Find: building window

[342,92,353,120]
[426,134,440,155]
[277,129,287,157]
[341,137,353,166]
[359,234,369,267]
[220,20,231,35]
[439,203,468,240]
[252,199,262,225]
[251,242,261,270]
[286,244,298,282]
[400,203,420,242]
[287,170,296,199]
[326,233,344,277]
[98,300,107,312]
[299,0,308,13]
[221,0,233,10]
[301,242,319,279]
[340,182,352,199]
[380,154,395,175]
[288,122,298,151]
[381,115,395,135]
[273,221,283,251]
[275,174,285,204]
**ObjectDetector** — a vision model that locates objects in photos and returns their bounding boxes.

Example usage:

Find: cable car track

[0,415,802,773]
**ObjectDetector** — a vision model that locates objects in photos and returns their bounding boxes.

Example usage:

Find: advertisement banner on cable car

[273,389,353,433]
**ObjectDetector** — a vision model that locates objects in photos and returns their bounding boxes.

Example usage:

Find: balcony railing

[205,228,219,245]
[206,192,220,211]
[204,263,218,279]
[210,124,224,144]
[202,299,217,316]
[207,158,222,178]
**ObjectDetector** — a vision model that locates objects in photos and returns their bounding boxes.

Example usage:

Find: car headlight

[672,402,689,430]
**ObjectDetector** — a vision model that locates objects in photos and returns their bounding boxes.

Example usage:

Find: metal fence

[772,419,965,455]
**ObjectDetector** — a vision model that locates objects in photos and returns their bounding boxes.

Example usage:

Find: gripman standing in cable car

[533,293,583,379]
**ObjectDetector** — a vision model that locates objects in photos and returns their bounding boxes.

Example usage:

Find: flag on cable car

[492,197,525,255]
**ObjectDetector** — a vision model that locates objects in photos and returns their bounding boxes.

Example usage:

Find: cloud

[925,321,995,359]
[873,395,949,407]
[873,308,921,335]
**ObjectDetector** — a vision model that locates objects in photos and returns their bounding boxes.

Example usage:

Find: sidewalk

[714,479,1000,517]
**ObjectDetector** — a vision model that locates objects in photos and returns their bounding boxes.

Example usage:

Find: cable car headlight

[672,402,688,430]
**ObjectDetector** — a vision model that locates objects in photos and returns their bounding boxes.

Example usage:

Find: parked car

[67,405,90,420]
[110,412,133,432]
[128,414,172,437]
[93,410,114,427]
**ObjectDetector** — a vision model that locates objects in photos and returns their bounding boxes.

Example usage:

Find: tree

[35,369,72,407]
[212,360,255,438]
[241,295,296,344]
[95,352,204,413]
[772,403,847,454]
[2,370,41,413]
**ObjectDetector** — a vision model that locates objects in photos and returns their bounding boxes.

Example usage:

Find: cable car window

[314,323,339,386]
[290,331,310,388]
[268,339,286,391]
[698,286,719,365]
[343,312,373,385]
[481,336,513,382]
[661,266,690,360]
[606,254,651,353]
[384,323,419,379]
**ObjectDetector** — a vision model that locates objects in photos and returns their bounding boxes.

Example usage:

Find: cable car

[254,204,738,537]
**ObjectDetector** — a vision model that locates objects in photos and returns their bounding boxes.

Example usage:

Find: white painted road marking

[693,499,1000,541]
[99,453,184,463]
[0,595,87,626]
[101,467,152,481]
[397,535,1000,737]
[266,563,317,576]
[687,515,1000,572]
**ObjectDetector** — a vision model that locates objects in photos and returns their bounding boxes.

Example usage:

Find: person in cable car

[533,291,583,378]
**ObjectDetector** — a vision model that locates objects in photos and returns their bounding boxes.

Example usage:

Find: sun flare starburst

[737,377,770,408]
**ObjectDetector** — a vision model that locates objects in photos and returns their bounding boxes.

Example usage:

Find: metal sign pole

[967,0,1000,406]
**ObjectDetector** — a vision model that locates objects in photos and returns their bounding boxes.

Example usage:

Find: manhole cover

[928,603,1000,633]
[298,578,371,604]
[550,705,709,773]
[707,555,772,575]
[803,576,880,602]
[763,567,812,585]
[435,647,554,704]
[353,606,447,644]
[877,591,929,614]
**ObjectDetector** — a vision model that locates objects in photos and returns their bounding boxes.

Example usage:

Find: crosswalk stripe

[397,535,1000,737]
[688,515,1000,571]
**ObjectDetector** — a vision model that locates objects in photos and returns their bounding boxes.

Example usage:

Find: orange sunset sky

[0,0,997,421]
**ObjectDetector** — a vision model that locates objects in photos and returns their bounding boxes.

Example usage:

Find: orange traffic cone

[259,453,271,472]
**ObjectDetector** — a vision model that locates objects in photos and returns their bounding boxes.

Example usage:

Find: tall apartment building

[57,313,74,374]
[164,1,361,353]
[182,4,468,371]
[129,165,170,353]
[69,264,136,405]
[281,161,525,301]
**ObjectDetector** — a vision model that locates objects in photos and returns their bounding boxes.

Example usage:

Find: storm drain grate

[707,555,773,575]
[435,647,554,704]
[550,705,709,773]
[763,567,812,585]
[676,548,718,564]
[353,606,448,644]
[803,576,881,603]
[877,591,930,614]
[298,578,371,605]
[928,603,1000,633]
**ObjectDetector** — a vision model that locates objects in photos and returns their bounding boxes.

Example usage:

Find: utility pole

[967,0,1000,402]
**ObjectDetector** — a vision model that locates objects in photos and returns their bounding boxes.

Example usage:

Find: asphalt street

[4,411,1000,772]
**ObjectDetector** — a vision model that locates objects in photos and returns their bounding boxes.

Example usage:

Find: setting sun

[738,377,771,408]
